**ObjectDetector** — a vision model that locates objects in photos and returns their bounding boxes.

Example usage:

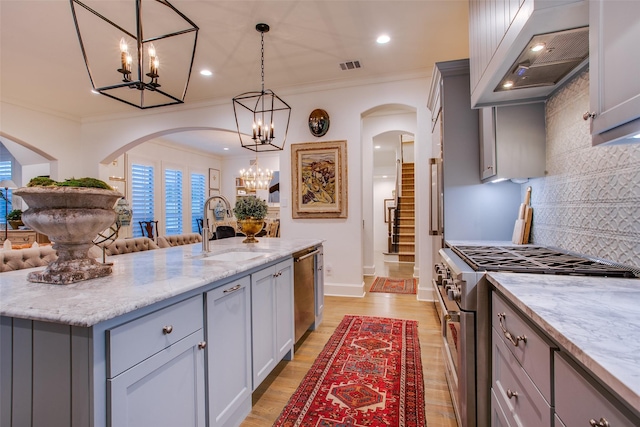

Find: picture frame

[384,198,395,223]
[209,168,220,191]
[291,140,348,218]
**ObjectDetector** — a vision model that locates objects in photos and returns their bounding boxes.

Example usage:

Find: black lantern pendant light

[70,0,199,109]
[233,23,291,152]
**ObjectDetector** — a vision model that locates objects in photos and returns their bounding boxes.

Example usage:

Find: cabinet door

[479,107,497,180]
[108,330,206,427]
[251,266,277,389]
[274,259,294,361]
[206,276,252,427]
[590,0,640,143]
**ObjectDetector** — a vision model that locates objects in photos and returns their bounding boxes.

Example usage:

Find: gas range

[449,244,639,278]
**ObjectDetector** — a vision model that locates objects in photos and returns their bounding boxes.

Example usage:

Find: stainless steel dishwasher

[293,247,319,343]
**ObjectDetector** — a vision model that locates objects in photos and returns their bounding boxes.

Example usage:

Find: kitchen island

[0,237,323,427]
[486,272,640,426]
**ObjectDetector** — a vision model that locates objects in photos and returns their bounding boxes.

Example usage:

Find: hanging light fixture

[239,155,273,191]
[233,23,291,152]
[70,0,199,109]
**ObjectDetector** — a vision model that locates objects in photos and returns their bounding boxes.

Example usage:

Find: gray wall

[529,70,640,269]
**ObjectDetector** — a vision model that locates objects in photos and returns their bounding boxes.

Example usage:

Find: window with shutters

[191,173,206,234]
[165,168,183,235]
[131,164,155,238]
[0,157,13,227]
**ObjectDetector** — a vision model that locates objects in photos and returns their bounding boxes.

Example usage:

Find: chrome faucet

[202,195,232,252]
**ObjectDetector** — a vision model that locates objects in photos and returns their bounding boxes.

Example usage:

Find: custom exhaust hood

[470,0,589,108]
[495,27,589,92]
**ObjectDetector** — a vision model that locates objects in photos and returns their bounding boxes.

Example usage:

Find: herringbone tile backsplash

[528,70,640,269]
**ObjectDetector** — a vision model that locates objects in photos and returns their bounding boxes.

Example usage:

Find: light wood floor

[240,260,458,427]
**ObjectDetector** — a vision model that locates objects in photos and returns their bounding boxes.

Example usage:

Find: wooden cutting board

[522,205,533,244]
[512,186,531,244]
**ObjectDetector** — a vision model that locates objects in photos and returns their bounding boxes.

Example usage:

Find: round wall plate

[308,108,330,137]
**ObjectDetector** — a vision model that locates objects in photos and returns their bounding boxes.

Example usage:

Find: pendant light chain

[260,31,265,93]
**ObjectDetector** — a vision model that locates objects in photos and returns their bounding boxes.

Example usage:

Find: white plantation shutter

[131,164,155,237]
[165,169,183,235]
[0,160,12,225]
[191,173,206,233]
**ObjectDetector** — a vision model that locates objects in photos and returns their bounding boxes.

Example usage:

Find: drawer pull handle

[497,313,527,347]
[223,284,242,294]
[198,341,207,350]
[162,325,173,334]
[589,418,610,427]
[506,389,518,399]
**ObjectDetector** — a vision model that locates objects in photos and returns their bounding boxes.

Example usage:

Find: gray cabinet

[588,0,640,146]
[554,352,640,427]
[491,292,556,426]
[479,103,546,182]
[205,276,252,427]
[251,258,294,390]
[107,295,206,427]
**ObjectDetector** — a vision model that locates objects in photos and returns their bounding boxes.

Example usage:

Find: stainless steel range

[432,244,639,427]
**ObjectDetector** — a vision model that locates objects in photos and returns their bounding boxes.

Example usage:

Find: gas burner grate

[450,245,638,278]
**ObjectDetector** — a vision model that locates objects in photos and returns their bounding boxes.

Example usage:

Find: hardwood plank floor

[241,260,458,427]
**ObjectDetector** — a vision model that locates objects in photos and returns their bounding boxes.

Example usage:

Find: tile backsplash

[529,70,640,269]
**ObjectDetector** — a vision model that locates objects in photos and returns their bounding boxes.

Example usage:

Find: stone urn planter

[14,186,122,284]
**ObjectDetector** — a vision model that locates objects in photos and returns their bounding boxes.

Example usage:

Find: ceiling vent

[339,60,361,71]
[495,27,589,92]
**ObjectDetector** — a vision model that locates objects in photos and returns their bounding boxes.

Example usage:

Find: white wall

[373,178,395,254]
[0,76,431,296]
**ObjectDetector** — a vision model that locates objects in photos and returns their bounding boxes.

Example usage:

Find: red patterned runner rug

[369,276,417,294]
[274,315,426,427]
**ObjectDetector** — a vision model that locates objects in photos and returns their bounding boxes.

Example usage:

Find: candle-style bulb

[148,43,156,59]
[120,38,128,54]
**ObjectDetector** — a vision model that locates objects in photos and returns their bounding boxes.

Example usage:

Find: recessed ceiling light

[382,175,388,178]
[200,69,212,76]
[223,147,229,150]
[374,145,381,149]
[531,43,546,52]
[503,81,514,89]
[376,35,390,44]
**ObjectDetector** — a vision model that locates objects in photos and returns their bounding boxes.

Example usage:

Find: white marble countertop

[0,237,322,327]
[486,272,640,414]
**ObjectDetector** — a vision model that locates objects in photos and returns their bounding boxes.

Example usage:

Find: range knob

[447,286,461,302]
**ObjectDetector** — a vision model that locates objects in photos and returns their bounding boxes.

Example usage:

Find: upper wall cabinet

[587,0,640,146]
[469,0,588,108]
[480,103,546,182]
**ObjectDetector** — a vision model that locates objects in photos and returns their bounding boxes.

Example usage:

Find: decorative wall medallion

[308,108,330,137]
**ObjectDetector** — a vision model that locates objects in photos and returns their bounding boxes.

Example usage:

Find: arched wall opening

[360,104,417,281]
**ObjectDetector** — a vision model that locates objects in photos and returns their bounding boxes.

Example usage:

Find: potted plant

[14,177,122,284]
[6,209,23,229]
[233,195,268,243]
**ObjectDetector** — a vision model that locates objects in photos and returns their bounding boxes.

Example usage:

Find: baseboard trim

[324,281,365,297]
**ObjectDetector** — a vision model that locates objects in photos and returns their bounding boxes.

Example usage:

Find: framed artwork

[209,168,220,191]
[384,199,396,223]
[291,140,347,218]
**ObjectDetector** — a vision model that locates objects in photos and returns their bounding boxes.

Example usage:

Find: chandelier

[239,157,273,191]
[233,23,291,152]
[70,0,198,109]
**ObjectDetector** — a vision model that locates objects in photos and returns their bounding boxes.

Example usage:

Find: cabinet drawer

[492,292,556,401]
[554,352,640,427]
[108,295,203,377]
[492,328,552,427]
[491,388,513,427]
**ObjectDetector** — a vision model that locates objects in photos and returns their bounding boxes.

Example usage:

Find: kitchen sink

[188,249,271,262]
